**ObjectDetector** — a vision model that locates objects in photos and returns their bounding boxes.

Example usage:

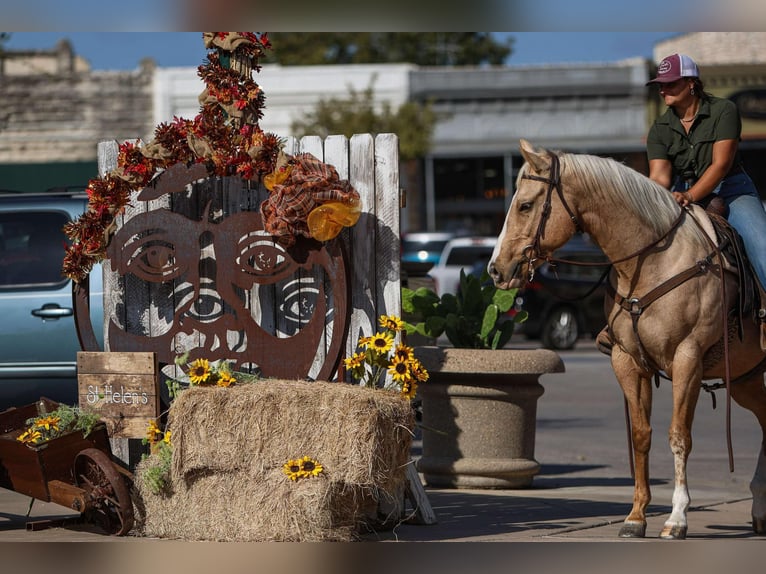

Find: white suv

[428,236,497,296]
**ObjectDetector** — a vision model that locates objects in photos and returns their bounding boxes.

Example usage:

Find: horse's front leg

[660,349,703,540]
[612,349,654,538]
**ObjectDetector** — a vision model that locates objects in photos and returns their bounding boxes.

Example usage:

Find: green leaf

[480,305,499,342]
[423,315,446,337]
[495,320,517,349]
[492,288,518,313]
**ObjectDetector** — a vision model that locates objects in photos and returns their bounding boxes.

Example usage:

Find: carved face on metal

[103,164,349,381]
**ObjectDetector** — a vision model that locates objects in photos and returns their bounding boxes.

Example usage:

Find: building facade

[0,39,155,193]
[2,33,765,237]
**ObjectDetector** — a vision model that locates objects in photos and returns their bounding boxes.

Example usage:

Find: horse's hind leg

[730,372,766,535]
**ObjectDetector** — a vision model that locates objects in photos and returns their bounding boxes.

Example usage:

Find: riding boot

[596,325,613,356]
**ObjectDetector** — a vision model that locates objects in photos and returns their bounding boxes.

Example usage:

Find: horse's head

[489,139,580,290]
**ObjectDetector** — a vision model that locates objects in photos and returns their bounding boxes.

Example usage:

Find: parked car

[429,236,497,296]
[0,190,103,411]
[516,234,610,350]
[401,231,455,267]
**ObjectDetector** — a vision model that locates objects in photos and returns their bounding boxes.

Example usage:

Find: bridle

[519,152,582,281]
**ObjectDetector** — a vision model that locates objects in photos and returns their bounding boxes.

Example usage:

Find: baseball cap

[646,53,699,85]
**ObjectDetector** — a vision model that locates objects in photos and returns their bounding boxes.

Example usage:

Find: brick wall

[654,32,766,65]
[0,61,155,164]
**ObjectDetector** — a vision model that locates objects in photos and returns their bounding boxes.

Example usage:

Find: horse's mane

[560,152,681,236]
[547,151,710,248]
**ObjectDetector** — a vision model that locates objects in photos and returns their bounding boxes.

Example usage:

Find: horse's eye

[518,202,532,212]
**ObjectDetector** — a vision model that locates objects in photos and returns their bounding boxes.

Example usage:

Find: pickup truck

[0,190,103,411]
[428,236,497,296]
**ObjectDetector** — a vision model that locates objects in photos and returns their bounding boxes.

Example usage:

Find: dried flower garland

[62,32,280,284]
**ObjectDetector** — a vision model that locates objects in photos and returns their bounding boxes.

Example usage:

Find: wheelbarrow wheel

[74,448,134,536]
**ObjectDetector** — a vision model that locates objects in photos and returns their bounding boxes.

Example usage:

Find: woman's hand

[671,190,693,206]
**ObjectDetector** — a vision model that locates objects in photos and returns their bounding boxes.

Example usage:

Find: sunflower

[411,361,429,383]
[388,356,412,384]
[216,372,236,387]
[343,352,367,378]
[188,358,212,385]
[299,456,324,477]
[392,343,414,362]
[33,415,60,432]
[379,314,404,332]
[282,458,304,481]
[400,380,418,400]
[145,420,164,443]
[17,429,42,444]
[366,331,394,354]
[163,430,172,444]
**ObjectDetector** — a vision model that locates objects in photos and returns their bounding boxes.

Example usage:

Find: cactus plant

[402,269,527,349]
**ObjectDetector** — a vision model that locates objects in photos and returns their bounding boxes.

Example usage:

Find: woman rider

[597,53,766,354]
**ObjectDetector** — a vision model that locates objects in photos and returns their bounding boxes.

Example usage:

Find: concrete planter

[414,346,565,489]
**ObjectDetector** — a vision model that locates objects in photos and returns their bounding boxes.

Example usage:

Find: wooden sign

[77,351,160,439]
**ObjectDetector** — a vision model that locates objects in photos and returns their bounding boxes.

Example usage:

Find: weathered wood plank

[347,134,377,366]
[375,133,402,324]
[77,351,156,374]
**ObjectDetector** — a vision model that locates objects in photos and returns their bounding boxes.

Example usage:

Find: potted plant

[402,270,565,489]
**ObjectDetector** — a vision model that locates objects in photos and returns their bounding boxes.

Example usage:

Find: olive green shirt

[646,95,742,181]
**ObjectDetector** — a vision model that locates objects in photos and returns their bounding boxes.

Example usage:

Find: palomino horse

[489,139,766,539]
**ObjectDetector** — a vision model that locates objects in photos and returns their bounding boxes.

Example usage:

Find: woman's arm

[686,138,737,202]
[649,158,673,190]
[661,139,738,206]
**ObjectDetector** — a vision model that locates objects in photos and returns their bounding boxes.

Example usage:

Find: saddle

[703,200,766,345]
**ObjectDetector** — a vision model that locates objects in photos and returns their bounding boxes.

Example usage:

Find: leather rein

[520,151,736,473]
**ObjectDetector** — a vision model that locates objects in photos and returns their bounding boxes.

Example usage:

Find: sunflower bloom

[17,429,42,444]
[217,372,236,387]
[388,357,412,384]
[379,314,404,332]
[145,420,164,443]
[188,358,211,385]
[367,332,394,354]
[163,430,172,444]
[401,380,418,400]
[299,456,324,477]
[392,343,414,362]
[34,415,60,432]
[283,458,304,481]
[343,352,367,378]
[411,360,429,383]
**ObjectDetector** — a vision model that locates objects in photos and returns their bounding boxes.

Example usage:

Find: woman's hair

[689,77,712,101]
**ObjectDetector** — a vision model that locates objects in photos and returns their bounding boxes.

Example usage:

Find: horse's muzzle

[488,260,523,290]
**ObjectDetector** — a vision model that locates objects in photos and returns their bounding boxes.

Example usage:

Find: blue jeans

[715,172,766,291]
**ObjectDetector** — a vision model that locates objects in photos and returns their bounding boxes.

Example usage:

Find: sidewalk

[0,463,759,543]
[1,344,762,544]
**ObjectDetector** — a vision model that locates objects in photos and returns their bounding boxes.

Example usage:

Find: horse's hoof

[659,524,687,539]
[618,522,646,538]
[753,516,766,535]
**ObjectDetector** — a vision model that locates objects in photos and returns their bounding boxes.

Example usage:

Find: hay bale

[133,379,415,541]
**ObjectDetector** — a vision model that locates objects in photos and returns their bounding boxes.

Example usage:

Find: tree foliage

[267,33,512,66]
[290,82,437,160]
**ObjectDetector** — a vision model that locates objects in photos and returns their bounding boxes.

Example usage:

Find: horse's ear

[519,139,548,173]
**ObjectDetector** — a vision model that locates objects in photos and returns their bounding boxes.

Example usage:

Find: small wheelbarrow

[0,398,134,536]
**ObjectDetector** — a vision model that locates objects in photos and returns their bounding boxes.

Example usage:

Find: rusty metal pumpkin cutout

[76,163,350,382]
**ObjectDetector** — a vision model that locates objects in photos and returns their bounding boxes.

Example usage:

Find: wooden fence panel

[93,134,400,383]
